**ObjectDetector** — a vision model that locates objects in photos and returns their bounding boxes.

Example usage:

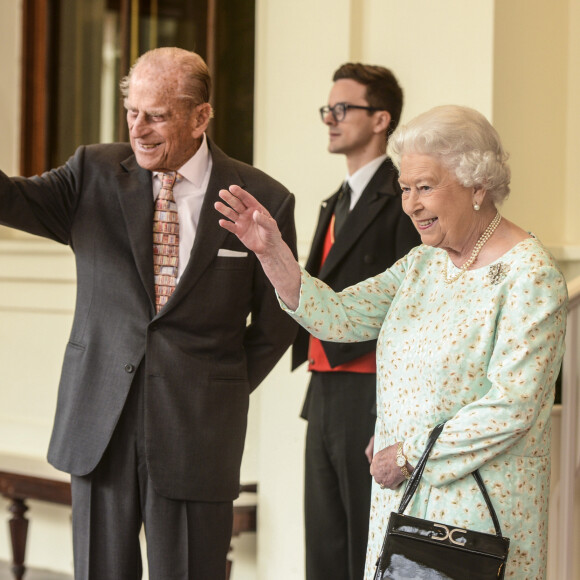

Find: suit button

[150,323,158,331]
[124,364,135,373]
[364,254,375,264]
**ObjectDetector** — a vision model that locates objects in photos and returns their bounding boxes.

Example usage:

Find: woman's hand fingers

[365,435,375,464]
[215,185,282,257]
[218,185,272,218]
[227,184,269,213]
[218,186,245,214]
[215,199,239,223]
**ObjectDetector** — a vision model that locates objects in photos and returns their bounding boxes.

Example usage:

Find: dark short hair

[333,63,403,137]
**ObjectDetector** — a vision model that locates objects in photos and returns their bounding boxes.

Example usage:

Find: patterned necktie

[333,181,351,237]
[153,172,179,313]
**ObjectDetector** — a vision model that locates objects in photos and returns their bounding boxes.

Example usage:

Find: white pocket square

[217,249,248,258]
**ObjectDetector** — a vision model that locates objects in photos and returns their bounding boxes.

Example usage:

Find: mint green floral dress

[284,237,567,580]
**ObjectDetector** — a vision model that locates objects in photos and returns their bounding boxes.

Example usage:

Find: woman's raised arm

[216,185,302,310]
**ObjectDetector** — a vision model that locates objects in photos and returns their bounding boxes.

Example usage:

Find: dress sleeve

[279,254,410,344]
[405,258,568,486]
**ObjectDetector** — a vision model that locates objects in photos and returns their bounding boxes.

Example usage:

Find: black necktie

[333,181,351,237]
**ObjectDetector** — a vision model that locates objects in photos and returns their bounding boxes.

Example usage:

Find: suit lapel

[163,140,242,311]
[117,154,156,309]
[304,188,339,275]
[318,160,400,280]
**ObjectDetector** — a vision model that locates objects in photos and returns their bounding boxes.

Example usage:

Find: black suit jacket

[292,158,420,372]
[0,139,298,501]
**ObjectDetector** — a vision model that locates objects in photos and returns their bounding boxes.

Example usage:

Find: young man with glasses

[292,63,420,580]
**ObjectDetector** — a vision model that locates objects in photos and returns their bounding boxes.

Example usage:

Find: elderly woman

[216,105,567,579]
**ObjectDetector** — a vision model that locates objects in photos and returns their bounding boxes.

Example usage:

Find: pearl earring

[473,204,480,211]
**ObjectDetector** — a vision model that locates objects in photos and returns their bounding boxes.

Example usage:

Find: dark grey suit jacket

[0,139,298,501]
[292,157,420,374]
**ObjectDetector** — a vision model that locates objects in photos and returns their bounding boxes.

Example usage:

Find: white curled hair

[387,105,511,204]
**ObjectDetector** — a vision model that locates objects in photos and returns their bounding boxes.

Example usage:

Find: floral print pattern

[283,237,567,580]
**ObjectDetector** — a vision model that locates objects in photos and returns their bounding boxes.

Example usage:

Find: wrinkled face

[322,79,378,157]
[125,63,202,172]
[399,154,476,253]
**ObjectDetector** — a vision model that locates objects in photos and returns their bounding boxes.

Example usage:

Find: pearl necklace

[444,211,502,284]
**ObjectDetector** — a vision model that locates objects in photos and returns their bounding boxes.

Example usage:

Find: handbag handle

[397,422,504,538]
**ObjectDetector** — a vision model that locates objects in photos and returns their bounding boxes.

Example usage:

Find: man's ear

[374,110,392,135]
[192,103,213,137]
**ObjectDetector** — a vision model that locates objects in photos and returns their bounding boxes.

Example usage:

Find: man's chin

[327,141,344,154]
[134,153,161,172]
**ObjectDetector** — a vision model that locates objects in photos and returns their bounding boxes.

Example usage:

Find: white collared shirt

[343,154,388,210]
[153,133,213,281]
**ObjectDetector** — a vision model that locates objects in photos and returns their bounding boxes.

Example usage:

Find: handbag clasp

[432,523,467,545]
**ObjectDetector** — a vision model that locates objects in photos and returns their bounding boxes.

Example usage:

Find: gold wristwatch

[396,442,411,480]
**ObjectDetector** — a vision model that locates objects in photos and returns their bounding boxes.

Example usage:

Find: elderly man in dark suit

[0,47,297,579]
[292,63,420,580]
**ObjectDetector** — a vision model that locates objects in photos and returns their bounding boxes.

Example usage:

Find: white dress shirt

[343,154,387,210]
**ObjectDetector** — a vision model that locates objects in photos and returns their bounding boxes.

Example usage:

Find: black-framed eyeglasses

[319,102,384,122]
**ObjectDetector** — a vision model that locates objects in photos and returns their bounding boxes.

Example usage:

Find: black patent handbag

[374,423,510,580]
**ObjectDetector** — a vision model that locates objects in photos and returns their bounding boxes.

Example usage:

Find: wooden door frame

[20,0,51,177]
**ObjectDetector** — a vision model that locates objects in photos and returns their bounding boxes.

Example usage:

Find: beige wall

[492,0,580,281]
[0,0,20,176]
[564,0,580,279]
[494,1,570,247]
[0,0,579,578]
